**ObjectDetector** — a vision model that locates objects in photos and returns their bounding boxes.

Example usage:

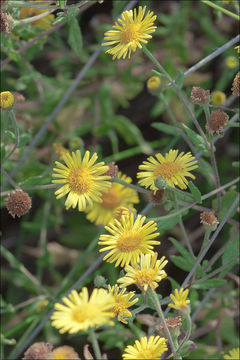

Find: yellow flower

[147,76,161,91]
[108,285,138,324]
[85,172,139,226]
[137,149,198,191]
[224,348,240,360]
[51,287,114,334]
[235,45,240,56]
[53,143,70,161]
[98,213,160,267]
[118,252,168,292]
[169,288,190,310]
[52,150,111,211]
[211,91,226,106]
[122,336,168,359]
[19,0,54,30]
[114,206,132,222]
[0,91,15,110]
[225,56,238,69]
[49,346,80,360]
[102,6,157,60]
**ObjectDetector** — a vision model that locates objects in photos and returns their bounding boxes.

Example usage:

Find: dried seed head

[156,316,183,333]
[22,342,53,360]
[147,76,161,91]
[105,162,118,180]
[190,86,210,105]
[5,190,32,218]
[151,189,165,205]
[231,72,240,96]
[0,11,14,34]
[200,211,219,231]
[206,110,229,135]
[49,346,80,360]
[113,206,132,222]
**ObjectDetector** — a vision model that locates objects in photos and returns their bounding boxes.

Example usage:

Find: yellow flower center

[72,303,98,323]
[101,188,121,209]
[134,268,157,287]
[120,23,141,44]
[68,168,92,194]
[136,349,154,359]
[117,232,141,252]
[153,162,182,180]
[113,300,126,316]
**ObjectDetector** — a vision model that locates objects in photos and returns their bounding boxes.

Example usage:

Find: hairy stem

[89,328,102,359]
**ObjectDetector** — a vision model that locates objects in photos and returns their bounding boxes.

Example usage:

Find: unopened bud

[94,275,107,288]
[154,177,167,189]
[0,91,15,110]
[147,76,161,91]
[211,91,226,106]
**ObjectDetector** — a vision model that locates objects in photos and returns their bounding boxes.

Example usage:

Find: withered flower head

[156,316,183,333]
[190,86,210,105]
[49,345,80,360]
[5,190,32,218]
[200,211,219,231]
[22,342,53,360]
[151,189,165,205]
[105,162,118,181]
[0,11,14,34]
[231,72,240,96]
[206,110,229,135]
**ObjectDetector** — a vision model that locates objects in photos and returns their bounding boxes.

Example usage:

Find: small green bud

[94,275,107,288]
[154,177,167,189]
[69,137,84,150]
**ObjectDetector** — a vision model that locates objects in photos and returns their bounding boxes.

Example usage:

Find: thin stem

[148,288,177,355]
[0,183,57,196]
[3,109,20,164]
[177,314,192,352]
[142,45,211,153]
[198,228,212,257]
[201,0,240,21]
[1,168,19,190]
[113,177,151,195]
[89,328,102,360]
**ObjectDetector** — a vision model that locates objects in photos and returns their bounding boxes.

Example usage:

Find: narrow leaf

[188,181,202,203]
[67,17,82,58]
[193,278,226,290]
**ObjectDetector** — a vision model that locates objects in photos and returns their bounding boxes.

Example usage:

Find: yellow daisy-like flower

[102,6,157,60]
[224,348,240,360]
[85,172,139,226]
[53,143,70,161]
[98,213,160,267]
[225,56,238,69]
[137,149,198,191]
[169,288,190,311]
[51,287,115,334]
[0,91,15,110]
[118,252,168,292]
[108,284,138,324]
[114,206,132,222]
[212,91,226,106]
[122,336,168,359]
[19,0,54,30]
[52,150,111,211]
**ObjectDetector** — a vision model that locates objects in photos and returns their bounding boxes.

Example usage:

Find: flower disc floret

[98,213,160,267]
[137,149,198,191]
[108,285,138,324]
[122,336,168,359]
[85,172,139,225]
[52,150,111,211]
[51,287,114,334]
[118,252,168,292]
[102,6,156,60]
[169,288,190,310]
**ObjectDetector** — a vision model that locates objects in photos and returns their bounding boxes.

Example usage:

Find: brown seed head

[156,316,183,333]
[5,190,32,218]
[105,162,118,181]
[206,110,229,135]
[231,72,240,96]
[200,211,219,231]
[49,345,80,360]
[190,86,210,105]
[151,189,165,204]
[22,342,53,360]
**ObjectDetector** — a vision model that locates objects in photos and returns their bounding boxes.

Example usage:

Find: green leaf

[175,69,185,89]
[193,278,226,290]
[156,208,189,231]
[168,237,194,262]
[167,276,180,292]
[170,255,193,272]
[212,190,238,222]
[182,124,211,156]
[222,234,239,266]
[4,130,16,142]
[152,122,179,135]
[67,17,82,58]
[188,181,202,203]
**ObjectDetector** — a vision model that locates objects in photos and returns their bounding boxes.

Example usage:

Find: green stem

[89,328,102,359]
[177,313,192,353]
[199,228,212,256]
[113,177,151,195]
[3,109,20,164]
[148,288,177,355]
[201,0,240,21]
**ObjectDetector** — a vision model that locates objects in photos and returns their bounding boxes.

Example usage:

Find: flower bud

[94,275,107,288]
[211,91,226,106]
[0,91,15,110]
[154,177,167,189]
[147,76,161,91]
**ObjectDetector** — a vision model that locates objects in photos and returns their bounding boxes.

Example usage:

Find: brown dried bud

[156,316,183,333]
[231,72,240,96]
[151,189,165,204]
[105,162,118,181]
[200,211,219,231]
[0,11,14,34]
[49,346,80,360]
[190,86,210,105]
[206,110,229,135]
[22,342,53,360]
[5,190,32,218]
